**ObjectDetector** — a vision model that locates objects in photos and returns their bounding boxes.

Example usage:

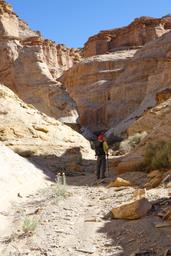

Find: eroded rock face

[108,30,171,135]
[115,97,171,173]
[0,1,81,123]
[0,84,94,172]
[83,16,170,58]
[61,16,171,132]
[60,50,137,131]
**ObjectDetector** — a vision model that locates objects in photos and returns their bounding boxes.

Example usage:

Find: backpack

[91,140,105,156]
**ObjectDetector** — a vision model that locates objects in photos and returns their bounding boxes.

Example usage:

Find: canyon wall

[0,0,81,123]
[61,16,171,132]
[83,16,171,57]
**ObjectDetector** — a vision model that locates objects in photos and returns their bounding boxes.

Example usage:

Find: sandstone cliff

[0,0,81,123]
[83,16,171,57]
[61,16,171,133]
[60,50,137,131]
[108,29,171,136]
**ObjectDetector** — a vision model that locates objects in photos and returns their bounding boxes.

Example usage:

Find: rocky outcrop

[115,96,171,173]
[83,16,171,57]
[0,1,81,123]
[60,50,137,131]
[0,84,94,172]
[156,88,171,104]
[128,97,171,142]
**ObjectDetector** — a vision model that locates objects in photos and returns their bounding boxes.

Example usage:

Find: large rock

[0,84,94,171]
[0,1,81,123]
[107,177,132,187]
[112,198,152,219]
[115,154,144,173]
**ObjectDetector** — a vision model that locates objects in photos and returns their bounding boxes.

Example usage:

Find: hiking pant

[96,155,106,179]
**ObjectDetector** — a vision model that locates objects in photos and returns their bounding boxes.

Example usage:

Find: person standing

[95,133,109,179]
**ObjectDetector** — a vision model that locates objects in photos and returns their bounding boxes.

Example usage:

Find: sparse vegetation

[143,141,171,170]
[119,132,147,154]
[22,217,38,234]
[53,173,68,199]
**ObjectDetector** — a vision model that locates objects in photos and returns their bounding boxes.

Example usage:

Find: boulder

[107,177,132,188]
[112,198,152,219]
[147,170,162,178]
[115,154,143,173]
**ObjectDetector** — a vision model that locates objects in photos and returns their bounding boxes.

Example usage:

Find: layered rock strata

[0,0,81,123]
[83,16,171,57]
[60,50,137,131]
[61,16,171,132]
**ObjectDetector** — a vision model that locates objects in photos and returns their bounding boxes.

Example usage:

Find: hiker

[95,133,109,179]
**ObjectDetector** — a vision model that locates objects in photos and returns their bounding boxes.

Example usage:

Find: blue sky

[7,0,171,48]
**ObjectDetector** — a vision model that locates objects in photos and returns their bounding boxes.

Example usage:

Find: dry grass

[143,141,171,170]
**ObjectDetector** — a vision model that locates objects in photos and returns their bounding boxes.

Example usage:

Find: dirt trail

[1,173,171,256]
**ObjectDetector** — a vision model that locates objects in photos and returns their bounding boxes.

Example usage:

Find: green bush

[144,141,171,170]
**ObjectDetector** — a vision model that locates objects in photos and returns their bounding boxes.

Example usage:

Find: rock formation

[108,29,171,136]
[60,50,137,131]
[0,0,81,123]
[0,84,94,172]
[61,17,171,132]
[115,96,171,173]
[83,16,171,58]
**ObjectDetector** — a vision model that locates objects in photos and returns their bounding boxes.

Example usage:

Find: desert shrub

[144,141,171,170]
[22,217,38,233]
[53,173,67,199]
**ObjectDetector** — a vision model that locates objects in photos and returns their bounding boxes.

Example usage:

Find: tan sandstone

[83,16,170,57]
[0,1,81,124]
[112,198,152,220]
[0,84,94,172]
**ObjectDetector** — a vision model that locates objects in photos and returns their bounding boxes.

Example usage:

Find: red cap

[98,134,104,141]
